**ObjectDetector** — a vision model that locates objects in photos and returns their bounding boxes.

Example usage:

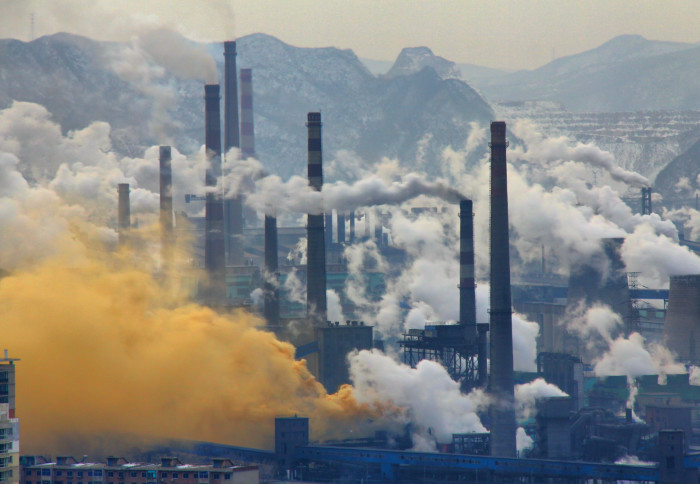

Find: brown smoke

[0,238,377,455]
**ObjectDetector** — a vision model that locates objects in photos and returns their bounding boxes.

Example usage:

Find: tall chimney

[337,213,346,244]
[118,183,130,246]
[264,214,280,326]
[204,84,226,305]
[306,112,327,326]
[239,68,255,159]
[223,41,244,266]
[349,212,355,243]
[459,199,476,329]
[159,146,173,266]
[325,212,333,248]
[488,121,517,457]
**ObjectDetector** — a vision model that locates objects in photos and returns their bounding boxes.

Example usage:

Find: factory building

[19,457,259,484]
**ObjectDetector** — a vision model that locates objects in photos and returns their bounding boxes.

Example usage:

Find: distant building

[19,457,258,484]
[0,350,20,484]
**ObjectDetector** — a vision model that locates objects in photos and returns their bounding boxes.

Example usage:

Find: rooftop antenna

[30,13,35,40]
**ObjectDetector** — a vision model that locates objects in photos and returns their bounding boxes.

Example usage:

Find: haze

[2,0,700,70]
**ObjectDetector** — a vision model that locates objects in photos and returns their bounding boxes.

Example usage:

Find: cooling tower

[204,84,226,305]
[566,238,629,362]
[117,183,130,246]
[306,112,327,326]
[664,275,700,363]
[488,121,517,457]
[223,41,244,266]
[159,146,173,264]
[239,68,255,159]
[459,198,476,330]
[264,214,280,326]
[337,213,346,244]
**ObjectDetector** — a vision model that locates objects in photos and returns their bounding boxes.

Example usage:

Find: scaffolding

[399,324,482,392]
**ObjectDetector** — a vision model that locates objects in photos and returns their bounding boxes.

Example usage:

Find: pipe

[488,121,517,457]
[117,183,130,246]
[459,199,476,329]
[349,212,355,243]
[223,41,244,266]
[204,84,226,305]
[159,146,173,266]
[337,213,346,244]
[325,212,333,248]
[306,112,327,326]
[264,214,280,326]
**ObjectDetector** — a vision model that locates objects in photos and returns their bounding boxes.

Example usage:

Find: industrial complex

[8,28,700,484]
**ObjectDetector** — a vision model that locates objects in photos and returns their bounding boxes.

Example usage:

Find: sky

[2,0,700,70]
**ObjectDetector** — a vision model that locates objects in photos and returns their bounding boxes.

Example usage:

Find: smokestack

[264,215,280,326]
[349,212,355,243]
[117,183,130,246]
[239,68,255,159]
[325,212,333,248]
[488,121,517,457]
[306,112,327,326]
[459,199,476,329]
[159,146,173,266]
[337,213,346,244]
[204,84,226,305]
[223,41,244,266]
[374,211,382,246]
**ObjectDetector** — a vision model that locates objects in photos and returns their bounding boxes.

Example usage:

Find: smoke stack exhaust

[459,199,476,329]
[159,146,173,266]
[204,84,226,305]
[117,183,130,246]
[488,121,517,457]
[239,68,255,159]
[223,41,244,266]
[306,112,327,326]
[264,215,280,326]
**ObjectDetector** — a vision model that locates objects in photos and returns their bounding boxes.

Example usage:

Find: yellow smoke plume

[0,231,379,454]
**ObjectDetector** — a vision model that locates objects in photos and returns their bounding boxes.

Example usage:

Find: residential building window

[172,473,178,479]
[42,469,51,476]
[182,474,188,479]
[77,472,84,478]
[161,472,168,478]
[130,472,136,478]
[224,474,231,480]
[108,472,114,477]
[68,472,73,477]
[26,470,32,476]
[213,474,219,479]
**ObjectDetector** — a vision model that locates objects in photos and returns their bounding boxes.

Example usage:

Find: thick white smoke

[349,350,489,446]
[594,332,685,378]
[514,378,568,420]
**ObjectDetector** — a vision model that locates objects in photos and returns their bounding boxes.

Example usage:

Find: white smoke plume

[516,427,534,454]
[326,289,345,323]
[615,455,655,466]
[509,120,649,187]
[594,332,685,378]
[690,366,700,386]
[514,378,568,420]
[349,350,489,444]
[242,172,466,217]
[569,303,623,344]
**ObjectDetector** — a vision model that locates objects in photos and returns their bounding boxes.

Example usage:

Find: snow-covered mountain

[385,47,462,80]
[0,32,494,182]
[497,101,700,182]
[475,35,700,112]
